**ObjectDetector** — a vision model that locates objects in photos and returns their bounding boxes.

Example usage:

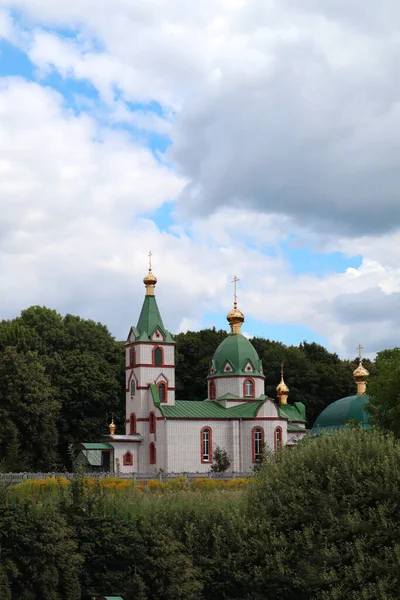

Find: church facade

[78,264,307,474]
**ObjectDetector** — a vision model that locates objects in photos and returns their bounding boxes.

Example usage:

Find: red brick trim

[200,426,212,464]
[125,370,138,393]
[149,411,156,434]
[207,375,264,381]
[274,426,283,451]
[157,381,167,403]
[135,385,175,391]
[243,377,256,398]
[209,380,216,400]
[125,364,175,370]
[123,451,133,466]
[129,413,137,435]
[125,341,176,347]
[149,442,156,464]
[159,417,288,422]
[252,425,264,463]
[152,346,164,367]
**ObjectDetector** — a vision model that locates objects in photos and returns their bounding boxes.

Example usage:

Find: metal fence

[0,471,251,484]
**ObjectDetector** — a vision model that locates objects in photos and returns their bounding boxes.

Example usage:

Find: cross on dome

[232,275,240,309]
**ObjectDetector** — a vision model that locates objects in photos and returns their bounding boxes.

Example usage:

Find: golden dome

[143,270,157,286]
[353,361,369,380]
[277,362,289,404]
[227,306,244,334]
[109,415,116,436]
[276,378,289,394]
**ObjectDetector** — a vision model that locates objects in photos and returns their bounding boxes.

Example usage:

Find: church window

[149,411,156,434]
[150,442,156,464]
[123,451,133,466]
[252,427,264,463]
[244,378,255,398]
[274,427,283,451]
[209,381,216,400]
[154,346,163,366]
[158,382,167,403]
[130,379,136,395]
[224,362,232,372]
[201,427,212,463]
[130,413,137,435]
[129,347,135,366]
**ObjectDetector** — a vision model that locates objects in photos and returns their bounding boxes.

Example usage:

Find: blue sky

[0,1,398,358]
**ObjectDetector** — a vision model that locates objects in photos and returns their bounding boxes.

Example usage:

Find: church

[77,261,307,473]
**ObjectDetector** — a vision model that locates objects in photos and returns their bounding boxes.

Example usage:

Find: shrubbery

[2,429,400,599]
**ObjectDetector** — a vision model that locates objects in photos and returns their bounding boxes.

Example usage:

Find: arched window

[252,426,264,463]
[129,347,135,366]
[150,442,156,465]
[244,378,255,398]
[123,451,133,466]
[274,426,283,451]
[129,413,136,435]
[154,346,163,366]
[149,411,156,434]
[158,382,167,403]
[209,380,216,400]
[130,379,136,395]
[201,427,212,463]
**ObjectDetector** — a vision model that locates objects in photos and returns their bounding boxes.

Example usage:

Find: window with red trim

[123,451,133,466]
[130,378,136,395]
[158,382,167,403]
[129,413,136,435]
[243,378,255,398]
[274,426,283,451]
[129,347,135,366]
[154,346,163,366]
[149,411,156,434]
[150,442,156,464]
[209,380,216,400]
[252,426,264,463]
[201,427,212,463]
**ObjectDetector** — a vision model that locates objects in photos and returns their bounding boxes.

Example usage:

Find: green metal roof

[209,333,264,378]
[149,385,265,418]
[287,423,307,432]
[278,402,306,423]
[311,394,370,434]
[78,443,114,450]
[134,295,174,343]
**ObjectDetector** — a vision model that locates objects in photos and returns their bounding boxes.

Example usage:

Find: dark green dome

[208,334,264,378]
[312,394,370,433]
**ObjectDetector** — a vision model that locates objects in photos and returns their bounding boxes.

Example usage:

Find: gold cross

[148,250,153,271]
[280,362,284,378]
[232,275,240,308]
[356,343,363,360]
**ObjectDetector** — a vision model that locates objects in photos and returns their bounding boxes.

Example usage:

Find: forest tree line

[0,306,375,472]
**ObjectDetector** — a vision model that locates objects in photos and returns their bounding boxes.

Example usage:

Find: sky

[0,1,400,358]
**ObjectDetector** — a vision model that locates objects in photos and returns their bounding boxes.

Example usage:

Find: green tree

[0,347,59,471]
[211,446,231,473]
[246,428,400,599]
[367,347,400,436]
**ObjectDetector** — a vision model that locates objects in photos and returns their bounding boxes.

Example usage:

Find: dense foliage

[0,306,373,471]
[1,429,400,599]
[367,347,400,437]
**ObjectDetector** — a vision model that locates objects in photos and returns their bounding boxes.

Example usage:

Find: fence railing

[0,471,251,484]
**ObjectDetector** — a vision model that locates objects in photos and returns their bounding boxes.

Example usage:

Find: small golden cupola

[227,275,245,335]
[109,415,116,436]
[276,362,289,405]
[143,250,157,296]
[353,343,369,396]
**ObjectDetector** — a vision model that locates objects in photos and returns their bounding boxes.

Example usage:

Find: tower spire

[353,343,369,396]
[276,361,289,405]
[143,250,157,296]
[227,275,244,334]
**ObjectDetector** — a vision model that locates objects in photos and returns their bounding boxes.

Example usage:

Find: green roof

[132,295,174,343]
[78,443,114,450]
[278,402,306,423]
[209,333,264,378]
[287,423,307,432]
[150,385,265,418]
[311,394,370,434]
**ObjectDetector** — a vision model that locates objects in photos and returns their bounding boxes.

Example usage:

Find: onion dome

[227,306,245,334]
[143,251,157,295]
[109,415,116,436]
[209,333,264,379]
[276,363,289,405]
[353,344,369,396]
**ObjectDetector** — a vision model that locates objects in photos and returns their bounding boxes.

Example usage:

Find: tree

[246,428,400,599]
[211,446,231,473]
[367,347,400,437]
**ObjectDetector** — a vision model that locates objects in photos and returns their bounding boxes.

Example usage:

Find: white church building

[77,264,307,473]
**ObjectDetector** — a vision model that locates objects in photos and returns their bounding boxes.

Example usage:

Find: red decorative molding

[157,381,167,403]
[149,411,156,434]
[149,442,156,464]
[129,413,137,435]
[274,426,283,451]
[243,377,256,398]
[152,346,164,367]
[125,364,175,370]
[123,451,133,466]
[252,426,264,463]
[209,380,216,400]
[200,426,212,464]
